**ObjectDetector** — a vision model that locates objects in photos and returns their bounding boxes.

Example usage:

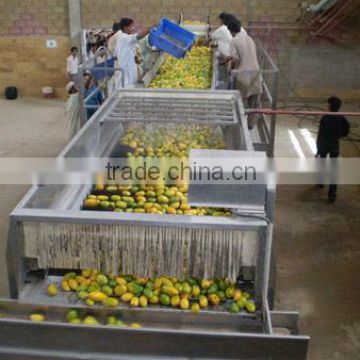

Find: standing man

[107,22,122,56]
[88,43,98,67]
[227,20,262,129]
[65,81,81,141]
[107,22,122,93]
[115,18,152,88]
[317,96,350,202]
[66,46,79,85]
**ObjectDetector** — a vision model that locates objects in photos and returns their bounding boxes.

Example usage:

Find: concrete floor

[0,98,359,359]
[272,101,360,360]
[0,98,68,298]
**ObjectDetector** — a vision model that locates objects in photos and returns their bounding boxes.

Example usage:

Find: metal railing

[78,46,124,126]
[229,41,279,157]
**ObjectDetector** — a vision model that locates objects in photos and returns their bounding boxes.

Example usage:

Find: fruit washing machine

[2,89,309,359]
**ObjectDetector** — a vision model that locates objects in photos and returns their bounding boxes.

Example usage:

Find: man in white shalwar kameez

[228,20,262,129]
[115,18,151,88]
[65,81,81,141]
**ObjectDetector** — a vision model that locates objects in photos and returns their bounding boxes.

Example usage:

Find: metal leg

[6,218,19,298]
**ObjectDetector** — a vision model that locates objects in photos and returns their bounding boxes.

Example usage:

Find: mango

[143,288,153,299]
[160,294,171,306]
[191,302,200,314]
[192,285,201,298]
[83,316,99,325]
[180,298,190,310]
[233,289,242,301]
[81,269,92,278]
[236,297,247,309]
[116,277,127,286]
[66,309,79,322]
[208,294,220,306]
[102,285,113,296]
[47,283,58,297]
[225,287,235,299]
[85,298,95,306]
[130,297,140,307]
[102,297,119,308]
[230,302,240,314]
[182,282,192,295]
[114,284,127,296]
[121,292,134,302]
[107,315,117,325]
[199,295,208,308]
[84,199,98,208]
[201,279,212,289]
[246,300,256,313]
[139,295,148,308]
[130,323,142,329]
[64,272,77,281]
[68,279,78,291]
[162,285,179,296]
[171,295,181,307]
[149,295,160,304]
[30,313,45,322]
[88,291,107,302]
[61,280,71,292]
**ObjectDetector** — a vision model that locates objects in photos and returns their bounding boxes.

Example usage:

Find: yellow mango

[88,291,107,302]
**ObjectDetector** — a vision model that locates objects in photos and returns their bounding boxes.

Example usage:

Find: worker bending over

[317,96,350,202]
[227,20,262,129]
[115,18,152,88]
[209,13,236,59]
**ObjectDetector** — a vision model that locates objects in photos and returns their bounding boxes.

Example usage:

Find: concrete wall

[80,0,299,28]
[0,0,359,99]
[0,0,70,98]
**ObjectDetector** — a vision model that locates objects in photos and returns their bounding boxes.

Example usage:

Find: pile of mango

[121,124,225,158]
[53,271,256,315]
[84,184,230,216]
[83,124,230,216]
[26,310,141,328]
[149,46,212,89]
[65,309,141,328]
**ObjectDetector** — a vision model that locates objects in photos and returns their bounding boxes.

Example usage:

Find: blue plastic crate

[149,18,196,59]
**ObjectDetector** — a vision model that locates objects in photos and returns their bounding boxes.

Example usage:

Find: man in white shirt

[210,13,236,58]
[88,44,97,67]
[66,46,79,84]
[115,18,151,88]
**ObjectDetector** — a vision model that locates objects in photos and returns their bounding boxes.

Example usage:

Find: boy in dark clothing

[317,96,350,202]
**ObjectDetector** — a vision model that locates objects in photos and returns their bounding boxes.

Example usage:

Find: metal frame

[7,88,259,299]
[4,83,308,357]
[0,299,309,360]
[229,41,279,157]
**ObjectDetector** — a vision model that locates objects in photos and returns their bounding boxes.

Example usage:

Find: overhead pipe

[312,0,359,36]
[306,0,339,13]
[245,109,360,117]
